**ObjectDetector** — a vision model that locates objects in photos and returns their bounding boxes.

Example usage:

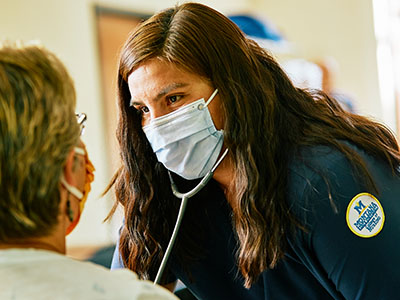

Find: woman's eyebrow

[156,82,188,99]
[130,82,188,106]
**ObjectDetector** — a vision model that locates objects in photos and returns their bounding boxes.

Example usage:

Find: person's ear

[63,149,77,186]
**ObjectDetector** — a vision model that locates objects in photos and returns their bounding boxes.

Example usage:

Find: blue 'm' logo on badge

[353,200,366,215]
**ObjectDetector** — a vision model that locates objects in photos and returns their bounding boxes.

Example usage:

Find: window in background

[373,0,400,135]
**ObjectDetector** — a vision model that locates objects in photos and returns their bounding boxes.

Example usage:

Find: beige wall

[0,0,386,247]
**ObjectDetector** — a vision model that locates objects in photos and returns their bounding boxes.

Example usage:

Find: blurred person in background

[0,42,177,300]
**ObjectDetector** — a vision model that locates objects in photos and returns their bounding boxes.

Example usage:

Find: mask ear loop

[74,146,85,156]
[60,175,83,199]
[60,147,86,199]
[198,89,219,110]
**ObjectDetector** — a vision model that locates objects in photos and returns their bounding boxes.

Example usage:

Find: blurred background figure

[228,14,292,54]
[281,58,323,90]
[229,13,356,113]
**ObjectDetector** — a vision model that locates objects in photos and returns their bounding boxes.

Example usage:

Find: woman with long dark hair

[109,2,400,299]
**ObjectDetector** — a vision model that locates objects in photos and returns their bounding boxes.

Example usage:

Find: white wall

[0,0,386,247]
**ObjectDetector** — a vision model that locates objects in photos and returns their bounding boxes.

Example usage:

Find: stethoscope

[154,148,229,285]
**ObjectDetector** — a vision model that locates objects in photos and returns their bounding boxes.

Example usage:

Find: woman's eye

[168,95,182,104]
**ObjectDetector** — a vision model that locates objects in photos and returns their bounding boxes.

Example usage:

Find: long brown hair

[110,2,400,288]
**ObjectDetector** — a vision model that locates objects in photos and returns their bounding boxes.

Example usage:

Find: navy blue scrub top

[112,143,400,299]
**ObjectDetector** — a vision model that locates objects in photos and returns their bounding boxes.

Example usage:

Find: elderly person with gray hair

[0,43,177,300]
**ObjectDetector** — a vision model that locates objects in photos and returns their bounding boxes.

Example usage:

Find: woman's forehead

[127,59,209,100]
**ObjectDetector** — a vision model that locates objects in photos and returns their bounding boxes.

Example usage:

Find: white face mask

[143,89,224,180]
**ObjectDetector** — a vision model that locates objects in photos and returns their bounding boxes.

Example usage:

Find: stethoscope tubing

[154,148,229,285]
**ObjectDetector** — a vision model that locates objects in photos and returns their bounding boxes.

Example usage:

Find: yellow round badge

[346,193,385,238]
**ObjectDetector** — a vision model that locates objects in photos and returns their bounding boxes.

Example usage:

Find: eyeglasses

[76,113,87,136]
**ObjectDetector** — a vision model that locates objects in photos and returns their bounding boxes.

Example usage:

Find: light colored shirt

[0,248,178,300]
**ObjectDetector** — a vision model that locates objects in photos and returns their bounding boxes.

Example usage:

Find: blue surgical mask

[143,89,224,180]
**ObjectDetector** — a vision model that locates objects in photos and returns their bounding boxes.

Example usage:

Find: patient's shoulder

[0,248,177,300]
